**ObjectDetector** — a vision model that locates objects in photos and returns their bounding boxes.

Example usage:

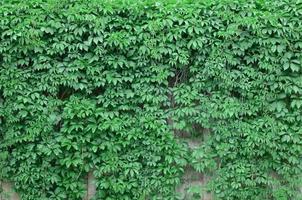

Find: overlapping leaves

[0,0,301,199]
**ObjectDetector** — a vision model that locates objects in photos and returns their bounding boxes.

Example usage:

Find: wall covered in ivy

[0,0,302,199]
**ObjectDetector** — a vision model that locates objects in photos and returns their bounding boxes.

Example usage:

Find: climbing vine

[0,0,302,199]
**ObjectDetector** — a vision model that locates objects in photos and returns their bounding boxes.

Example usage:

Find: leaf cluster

[0,0,302,199]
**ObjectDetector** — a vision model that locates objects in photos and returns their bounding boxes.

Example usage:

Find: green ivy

[0,0,301,199]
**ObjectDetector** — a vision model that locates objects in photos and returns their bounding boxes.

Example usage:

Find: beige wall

[0,182,20,200]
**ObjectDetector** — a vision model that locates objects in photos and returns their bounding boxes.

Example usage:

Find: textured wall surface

[0,182,20,200]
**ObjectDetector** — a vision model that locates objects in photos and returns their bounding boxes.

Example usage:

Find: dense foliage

[0,0,302,199]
